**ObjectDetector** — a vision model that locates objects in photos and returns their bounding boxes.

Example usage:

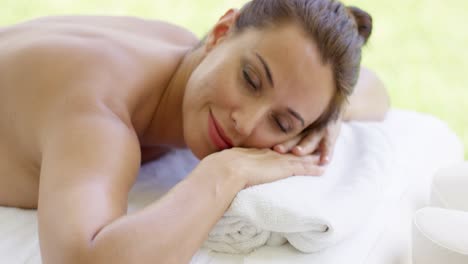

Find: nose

[231,103,269,137]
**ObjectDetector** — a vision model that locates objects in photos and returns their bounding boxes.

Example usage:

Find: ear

[205,9,240,52]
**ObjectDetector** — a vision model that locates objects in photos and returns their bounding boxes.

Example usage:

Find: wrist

[195,155,247,192]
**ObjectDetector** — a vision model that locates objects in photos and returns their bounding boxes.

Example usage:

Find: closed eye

[275,118,287,133]
[273,115,291,134]
[243,68,258,91]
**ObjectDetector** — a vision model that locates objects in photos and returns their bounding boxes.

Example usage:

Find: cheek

[182,69,239,136]
[190,66,237,103]
[183,68,214,112]
[214,86,240,109]
[242,125,294,149]
[207,71,243,110]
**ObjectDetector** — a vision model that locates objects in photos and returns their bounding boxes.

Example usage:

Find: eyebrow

[253,52,304,128]
[288,108,305,127]
[255,52,274,88]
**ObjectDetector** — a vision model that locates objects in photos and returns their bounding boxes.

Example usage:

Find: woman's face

[183,21,335,159]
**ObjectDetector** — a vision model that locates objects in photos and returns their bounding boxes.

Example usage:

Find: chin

[189,144,208,160]
[183,128,212,160]
[182,105,217,160]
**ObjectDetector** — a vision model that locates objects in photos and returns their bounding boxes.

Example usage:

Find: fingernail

[323,156,330,164]
[295,146,303,153]
[276,145,285,153]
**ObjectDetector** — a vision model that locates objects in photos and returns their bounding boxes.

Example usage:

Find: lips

[208,110,234,150]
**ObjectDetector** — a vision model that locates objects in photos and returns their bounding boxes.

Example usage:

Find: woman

[0,0,389,263]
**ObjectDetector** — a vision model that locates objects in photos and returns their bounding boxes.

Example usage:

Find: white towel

[203,122,395,253]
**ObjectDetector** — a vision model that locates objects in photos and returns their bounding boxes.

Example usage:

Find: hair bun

[347,6,373,44]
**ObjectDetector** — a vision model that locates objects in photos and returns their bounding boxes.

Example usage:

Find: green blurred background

[2,0,467,158]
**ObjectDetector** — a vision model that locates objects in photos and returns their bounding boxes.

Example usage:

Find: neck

[141,46,205,147]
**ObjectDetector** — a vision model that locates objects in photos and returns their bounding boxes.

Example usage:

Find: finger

[292,130,324,156]
[285,155,324,176]
[319,138,335,165]
[318,140,328,165]
[259,154,323,185]
[273,135,302,154]
[326,140,336,163]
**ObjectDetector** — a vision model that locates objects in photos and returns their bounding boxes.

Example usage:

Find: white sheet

[0,109,463,264]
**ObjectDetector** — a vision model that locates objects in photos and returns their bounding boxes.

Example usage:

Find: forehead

[236,23,335,125]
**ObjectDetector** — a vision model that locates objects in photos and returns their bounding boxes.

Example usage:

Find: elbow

[86,235,176,264]
[381,94,391,120]
[41,238,124,264]
[40,219,185,264]
[373,73,391,121]
[363,67,391,121]
[41,245,93,264]
[343,68,391,122]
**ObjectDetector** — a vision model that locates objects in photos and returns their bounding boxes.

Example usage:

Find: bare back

[0,16,199,208]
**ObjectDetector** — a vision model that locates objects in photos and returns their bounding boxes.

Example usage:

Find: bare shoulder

[0,15,199,76]
[4,15,200,51]
[0,15,198,124]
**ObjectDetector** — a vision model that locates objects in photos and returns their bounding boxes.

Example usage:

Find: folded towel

[203,122,395,254]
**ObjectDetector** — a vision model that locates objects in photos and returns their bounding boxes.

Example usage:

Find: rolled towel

[203,122,395,254]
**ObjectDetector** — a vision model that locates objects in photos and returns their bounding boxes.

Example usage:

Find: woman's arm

[342,67,391,122]
[38,112,244,264]
[39,109,319,264]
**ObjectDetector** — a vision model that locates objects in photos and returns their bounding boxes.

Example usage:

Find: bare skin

[0,11,389,264]
[0,16,196,209]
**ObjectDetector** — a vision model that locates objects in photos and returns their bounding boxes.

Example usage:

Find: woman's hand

[201,148,325,188]
[273,119,342,166]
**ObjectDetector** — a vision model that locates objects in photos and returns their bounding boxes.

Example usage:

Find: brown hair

[233,0,373,131]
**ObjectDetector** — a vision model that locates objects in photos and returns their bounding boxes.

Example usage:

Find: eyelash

[275,117,289,133]
[242,68,258,91]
